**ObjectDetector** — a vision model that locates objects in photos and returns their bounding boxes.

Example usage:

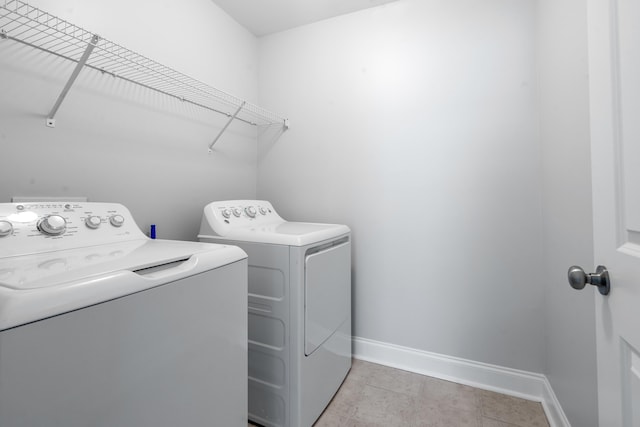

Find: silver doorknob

[567,265,610,295]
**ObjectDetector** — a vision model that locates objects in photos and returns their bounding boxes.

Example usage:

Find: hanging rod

[0,0,289,145]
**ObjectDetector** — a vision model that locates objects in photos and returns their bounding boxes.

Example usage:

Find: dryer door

[304,239,350,356]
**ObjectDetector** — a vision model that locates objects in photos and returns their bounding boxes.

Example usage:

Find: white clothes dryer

[198,200,351,427]
[0,202,248,427]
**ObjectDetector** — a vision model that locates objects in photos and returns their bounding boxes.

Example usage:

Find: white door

[587,0,640,425]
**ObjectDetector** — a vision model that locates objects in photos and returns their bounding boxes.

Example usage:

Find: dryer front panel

[304,238,350,356]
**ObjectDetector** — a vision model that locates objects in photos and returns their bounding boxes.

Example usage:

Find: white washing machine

[198,200,351,427]
[0,201,248,427]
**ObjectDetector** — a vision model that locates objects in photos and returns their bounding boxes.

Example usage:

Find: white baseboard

[352,336,571,427]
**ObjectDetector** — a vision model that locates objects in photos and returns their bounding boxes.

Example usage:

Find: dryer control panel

[0,202,146,257]
[203,200,284,229]
[199,199,350,246]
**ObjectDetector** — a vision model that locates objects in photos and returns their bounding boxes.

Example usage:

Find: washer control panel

[0,202,146,257]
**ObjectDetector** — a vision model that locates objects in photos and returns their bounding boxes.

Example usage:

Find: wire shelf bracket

[46,34,100,128]
[0,0,289,148]
[209,101,245,153]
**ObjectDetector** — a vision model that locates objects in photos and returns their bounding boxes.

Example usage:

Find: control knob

[221,208,231,219]
[109,214,125,227]
[259,207,267,215]
[245,206,257,218]
[37,215,67,236]
[232,208,242,217]
[85,216,102,229]
[0,220,13,237]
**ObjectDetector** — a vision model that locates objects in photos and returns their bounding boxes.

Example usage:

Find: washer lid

[198,200,350,246]
[0,239,246,331]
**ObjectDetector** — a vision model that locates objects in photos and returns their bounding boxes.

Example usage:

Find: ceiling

[211,0,399,37]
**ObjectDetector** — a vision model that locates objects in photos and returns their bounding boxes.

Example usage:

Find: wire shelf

[0,0,288,147]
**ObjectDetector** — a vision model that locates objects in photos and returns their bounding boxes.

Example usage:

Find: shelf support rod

[208,101,246,153]
[46,34,100,128]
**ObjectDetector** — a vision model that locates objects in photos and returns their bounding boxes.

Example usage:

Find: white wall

[257,0,547,373]
[537,0,598,425]
[0,0,259,240]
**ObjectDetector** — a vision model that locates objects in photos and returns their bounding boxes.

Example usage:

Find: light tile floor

[249,359,550,427]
